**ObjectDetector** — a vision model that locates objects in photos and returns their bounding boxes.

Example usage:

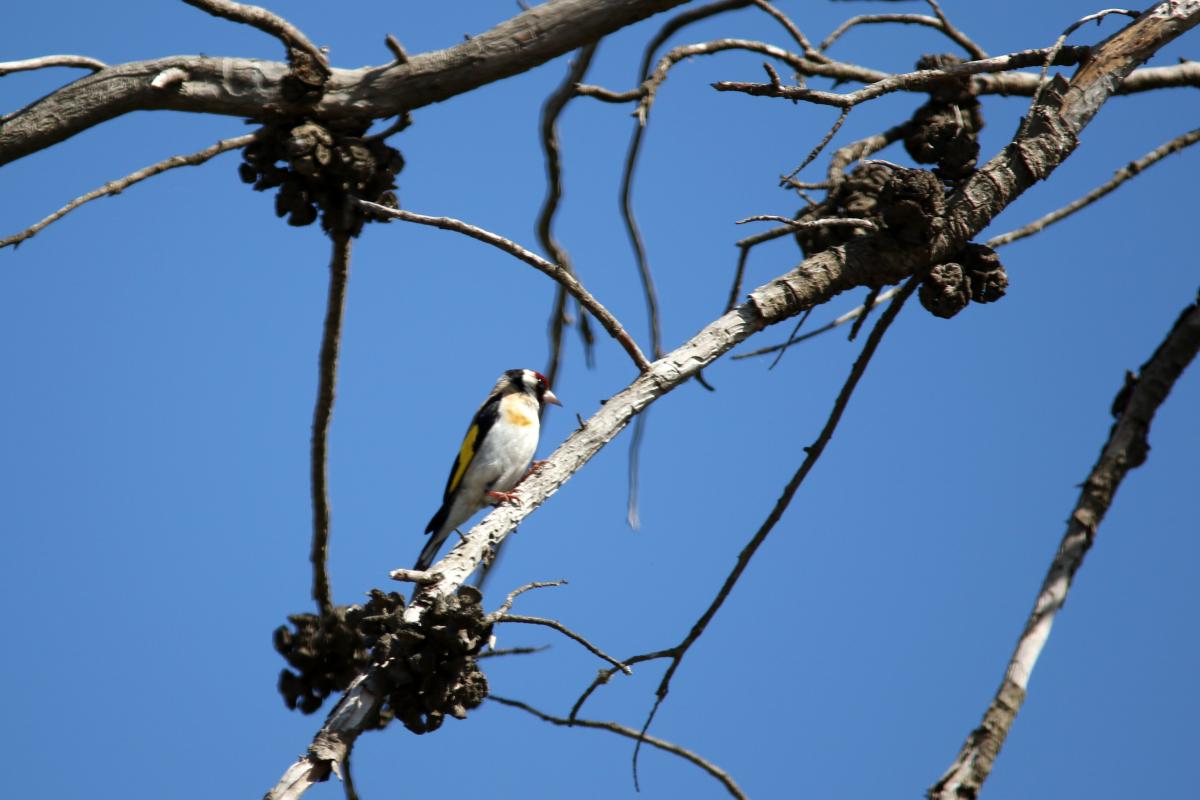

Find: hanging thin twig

[309,233,352,618]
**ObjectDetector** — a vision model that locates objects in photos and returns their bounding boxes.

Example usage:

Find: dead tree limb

[929,290,1200,800]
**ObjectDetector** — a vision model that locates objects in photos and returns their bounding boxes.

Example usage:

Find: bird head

[505,368,560,407]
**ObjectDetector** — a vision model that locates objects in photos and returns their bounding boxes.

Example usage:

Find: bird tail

[414,505,451,571]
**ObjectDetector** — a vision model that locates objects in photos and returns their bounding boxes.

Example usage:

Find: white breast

[474,393,540,495]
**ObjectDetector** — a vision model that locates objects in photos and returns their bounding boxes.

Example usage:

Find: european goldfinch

[414,369,561,571]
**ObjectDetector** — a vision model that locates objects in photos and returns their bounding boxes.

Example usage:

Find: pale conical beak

[543,388,561,406]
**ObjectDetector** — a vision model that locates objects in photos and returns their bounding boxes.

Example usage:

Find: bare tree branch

[180,0,330,73]
[733,286,903,358]
[493,614,631,674]
[340,746,358,800]
[713,44,1093,106]
[973,58,1200,96]
[736,214,878,231]
[0,54,106,76]
[490,695,748,800]
[821,8,987,60]
[492,579,567,617]
[924,0,989,60]
[750,0,826,61]
[355,200,651,372]
[309,233,351,618]
[930,290,1200,800]
[539,44,600,390]
[782,107,851,184]
[0,133,258,249]
[629,275,920,783]
[987,127,1200,248]
[477,645,549,659]
[0,0,694,166]
[269,7,1200,794]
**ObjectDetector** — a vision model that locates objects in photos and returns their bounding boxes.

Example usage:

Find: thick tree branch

[0,0,691,166]
[987,127,1200,248]
[929,290,1200,800]
[268,5,1200,795]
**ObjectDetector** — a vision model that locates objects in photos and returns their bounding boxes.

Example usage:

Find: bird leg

[487,462,548,505]
[488,489,523,504]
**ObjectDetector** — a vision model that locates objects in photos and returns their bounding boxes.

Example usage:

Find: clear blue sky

[2,2,1197,798]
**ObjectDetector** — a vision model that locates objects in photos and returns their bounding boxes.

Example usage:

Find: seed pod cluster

[273,586,493,734]
[375,587,492,735]
[918,243,1008,319]
[904,54,985,183]
[239,120,404,236]
[794,164,946,257]
[274,589,406,717]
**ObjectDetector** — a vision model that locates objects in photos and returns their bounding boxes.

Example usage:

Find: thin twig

[626,412,648,530]
[846,286,880,341]
[736,214,878,231]
[782,107,851,183]
[569,650,677,722]
[725,244,755,313]
[494,614,632,674]
[0,133,258,249]
[383,34,408,64]
[477,644,549,659]
[618,104,662,362]
[0,54,106,76]
[631,275,922,784]
[821,12,986,60]
[356,200,651,372]
[750,0,827,61]
[364,112,411,142]
[925,0,988,60]
[492,579,567,617]
[767,308,812,370]
[180,0,330,74]
[539,44,600,390]
[988,127,1200,248]
[310,233,351,618]
[929,291,1200,800]
[490,696,747,800]
[341,745,358,800]
[714,43,1091,107]
[1023,8,1141,135]
[732,286,902,358]
[388,567,440,585]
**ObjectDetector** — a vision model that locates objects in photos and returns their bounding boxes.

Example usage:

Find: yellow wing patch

[448,424,480,495]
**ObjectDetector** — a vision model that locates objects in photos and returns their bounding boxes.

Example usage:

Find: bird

[414,368,561,571]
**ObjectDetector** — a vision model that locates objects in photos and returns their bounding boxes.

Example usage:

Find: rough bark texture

[266,7,1200,797]
[929,293,1200,800]
[0,0,689,166]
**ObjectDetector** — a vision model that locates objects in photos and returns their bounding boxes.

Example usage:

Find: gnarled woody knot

[904,54,985,183]
[918,243,1008,318]
[239,120,405,236]
[793,164,946,257]
[275,586,493,735]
